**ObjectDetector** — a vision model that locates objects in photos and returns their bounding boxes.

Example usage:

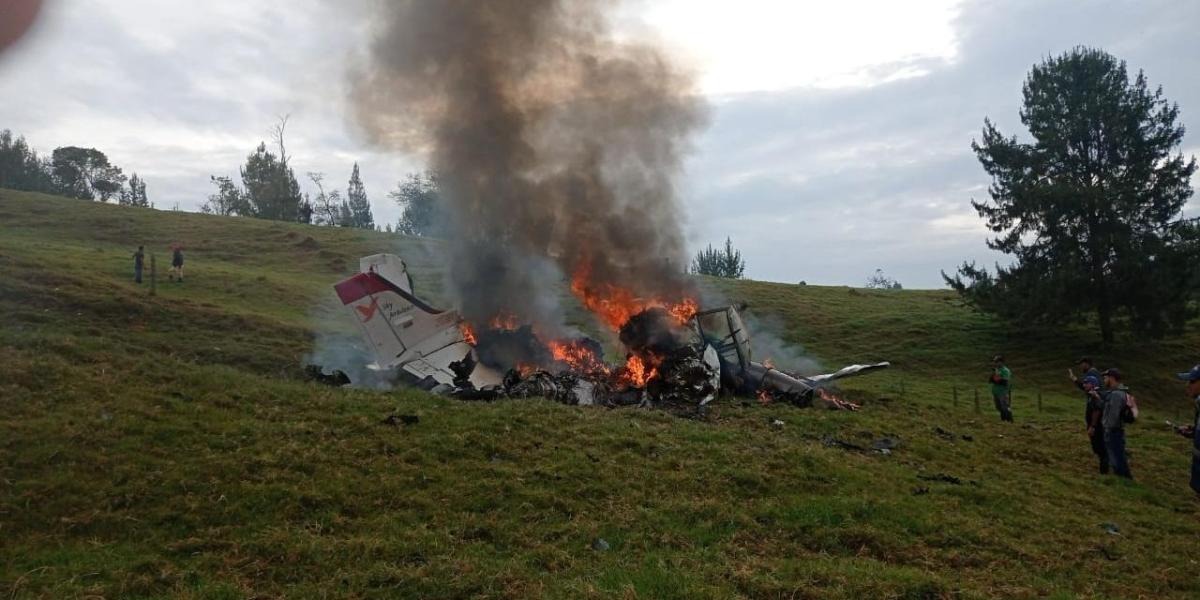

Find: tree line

[201,116,372,230]
[0,129,150,207]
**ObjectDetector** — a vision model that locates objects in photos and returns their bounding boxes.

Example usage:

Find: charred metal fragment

[304,365,351,387]
[645,344,720,408]
[449,351,477,388]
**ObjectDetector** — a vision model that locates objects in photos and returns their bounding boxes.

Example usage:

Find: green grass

[2,189,1199,599]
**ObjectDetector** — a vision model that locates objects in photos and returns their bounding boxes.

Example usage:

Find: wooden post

[149,254,157,297]
[953,385,959,408]
[974,388,980,413]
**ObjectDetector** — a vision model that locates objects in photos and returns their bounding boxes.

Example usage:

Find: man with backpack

[1171,364,1200,495]
[1100,368,1138,479]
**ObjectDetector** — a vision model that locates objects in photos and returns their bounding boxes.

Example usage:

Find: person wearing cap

[1100,368,1136,479]
[1171,364,1200,495]
[1071,357,1106,472]
[989,355,1013,422]
[1069,357,1102,404]
[1080,374,1109,474]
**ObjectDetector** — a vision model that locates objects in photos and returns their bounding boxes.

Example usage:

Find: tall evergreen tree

[119,173,150,207]
[346,162,374,229]
[944,47,1198,343]
[691,237,746,279]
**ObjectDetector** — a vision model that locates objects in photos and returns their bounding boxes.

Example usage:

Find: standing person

[1100,368,1137,479]
[1171,364,1200,495]
[1070,357,1102,402]
[1071,358,1106,473]
[170,244,184,282]
[989,355,1013,422]
[132,245,145,284]
[1080,375,1109,474]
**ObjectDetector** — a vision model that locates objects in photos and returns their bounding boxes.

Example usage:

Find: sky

[1,0,1197,288]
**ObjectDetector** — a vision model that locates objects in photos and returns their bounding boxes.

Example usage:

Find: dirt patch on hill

[295,236,320,250]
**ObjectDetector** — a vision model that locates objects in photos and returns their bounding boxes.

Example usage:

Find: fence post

[974,389,980,413]
[149,254,157,297]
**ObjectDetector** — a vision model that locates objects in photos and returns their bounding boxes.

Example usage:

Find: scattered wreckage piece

[303,364,351,387]
[331,254,890,412]
[332,253,503,390]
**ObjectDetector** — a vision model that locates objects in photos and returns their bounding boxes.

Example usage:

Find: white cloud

[631,0,962,95]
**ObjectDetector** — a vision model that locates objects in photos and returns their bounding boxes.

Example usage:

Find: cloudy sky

[2,0,1197,288]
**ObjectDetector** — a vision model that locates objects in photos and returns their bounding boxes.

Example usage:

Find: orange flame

[569,263,698,332]
[459,322,478,346]
[548,339,609,375]
[619,354,659,387]
[488,313,520,331]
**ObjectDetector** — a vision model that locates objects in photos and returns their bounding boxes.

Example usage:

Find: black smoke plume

[350,0,706,330]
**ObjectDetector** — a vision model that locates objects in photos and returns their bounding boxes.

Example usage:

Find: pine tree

[346,162,374,229]
[691,237,746,279]
[944,47,1199,343]
[119,173,150,207]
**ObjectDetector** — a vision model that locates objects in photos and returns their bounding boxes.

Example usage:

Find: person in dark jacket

[1080,375,1108,474]
[169,244,184,282]
[1071,357,1106,472]
[989,355,1013,422]
[1171,364,1200,496]
[132,245,145,284]
[1070,357,1102,403]
[1100,368,1136,479]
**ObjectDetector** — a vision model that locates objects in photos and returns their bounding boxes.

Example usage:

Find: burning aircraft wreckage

[332,0,891,415]
[328,254,889,414]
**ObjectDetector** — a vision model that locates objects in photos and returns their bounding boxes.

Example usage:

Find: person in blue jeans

[1171,364,1200,496]
[1099,368,1137,479]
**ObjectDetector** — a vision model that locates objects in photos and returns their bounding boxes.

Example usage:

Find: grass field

[3,190,1199,599]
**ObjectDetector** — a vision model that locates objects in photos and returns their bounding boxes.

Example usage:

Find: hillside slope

[2,190,1199,599]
